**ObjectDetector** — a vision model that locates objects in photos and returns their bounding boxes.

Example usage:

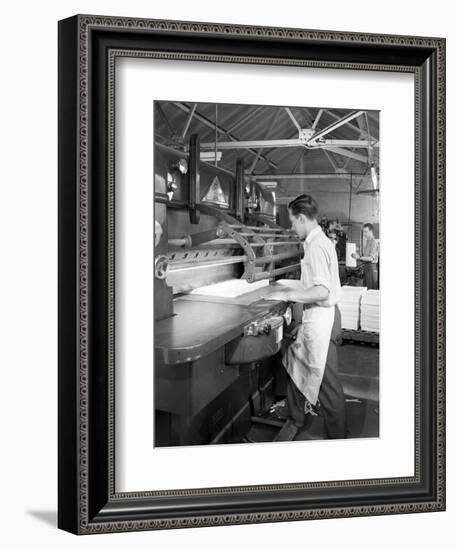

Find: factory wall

[313,189,379,243]
[286,179,379,223]
[278,179,380,241]
[312,190,379,225]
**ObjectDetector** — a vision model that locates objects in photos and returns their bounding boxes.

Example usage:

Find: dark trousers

[363,263,378,289]
[286,306,347,439]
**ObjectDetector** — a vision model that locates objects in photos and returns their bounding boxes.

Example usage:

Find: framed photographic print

[58,14,445,534]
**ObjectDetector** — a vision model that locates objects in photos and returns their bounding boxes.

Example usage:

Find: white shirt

[301,225,342,307]
[282,225,342,403]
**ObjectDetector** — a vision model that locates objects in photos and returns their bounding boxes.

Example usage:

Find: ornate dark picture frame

[58,14,445,534]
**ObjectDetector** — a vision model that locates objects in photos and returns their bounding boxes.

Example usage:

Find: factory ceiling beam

[322,148,340,171]
[174,102,278,170]
[261,107,370,162]
[250,173,370,180]
[199,106,267,149]
[309,108,342,170]
[325,109,371,139]
[320,139,378,147]
[308,110,365,143]
[262,139,306,171]
[156,103,177,139]
[343,155,353,171]
[181,103,197,139]
[260,130,298,160]
[341,114,370,171]
[248,109,282,174]
[302,107,314,126]
[364,111,375,166]
[265,107,312,162]
[312,109,324,130]
[201,139,299,149]
[321,147,368,163]
[267,107,311,165]
[291,149,306,174]
[343,143,361,168]
[199,138,378,150]
[226,105,265,133]
[284,107,302,132]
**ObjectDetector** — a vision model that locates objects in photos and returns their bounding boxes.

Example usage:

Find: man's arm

[353,253,375,262]
[266,244,331,303]
[353,238,379,263]
[277,284,329,304]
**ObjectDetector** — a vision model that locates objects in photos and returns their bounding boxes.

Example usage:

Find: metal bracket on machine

[154,255,169,279]
[197,203,301,283]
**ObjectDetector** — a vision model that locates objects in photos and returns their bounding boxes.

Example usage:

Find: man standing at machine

[266,194,347,439]
[352,222,379,289]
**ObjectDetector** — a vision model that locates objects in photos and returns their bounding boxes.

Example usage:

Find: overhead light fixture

[170,158,188,174]
[257,180,278,188]
[370,163,379,190]
[200,151,222,162]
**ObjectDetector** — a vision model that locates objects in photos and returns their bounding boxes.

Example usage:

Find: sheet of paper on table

[273,279,303,289]
[189,278,270,298]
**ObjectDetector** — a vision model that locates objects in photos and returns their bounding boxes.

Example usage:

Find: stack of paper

[360,290,380,332]
[345,243,357,267]
[339,285,367,330]
[190,278,269,298]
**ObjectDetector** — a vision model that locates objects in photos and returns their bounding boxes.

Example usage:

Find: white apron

[282,305,335,405]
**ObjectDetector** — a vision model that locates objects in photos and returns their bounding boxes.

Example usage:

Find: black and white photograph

[154,101,380,447]
[0,0,450,543]
[54,9,445,537]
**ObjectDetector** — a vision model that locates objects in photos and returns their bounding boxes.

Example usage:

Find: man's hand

[284,322,300,340]
[271,279,302,290]
[275,279,294,286]
[351,252,360,260]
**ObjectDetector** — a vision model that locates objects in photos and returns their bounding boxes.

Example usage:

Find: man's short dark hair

[288,194,318,220]
[363,223,374,232]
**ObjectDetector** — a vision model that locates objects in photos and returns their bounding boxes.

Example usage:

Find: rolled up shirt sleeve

[307,245,331,292]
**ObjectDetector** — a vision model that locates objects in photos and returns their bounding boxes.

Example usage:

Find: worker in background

[326,219,338,233]
[325,219,346,261]
[266,194,347,439]
[327,230,338,248]
[352,222,379,289]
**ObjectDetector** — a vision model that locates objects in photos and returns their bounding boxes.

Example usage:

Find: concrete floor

[338,341,380,402]
[247,342,379,442]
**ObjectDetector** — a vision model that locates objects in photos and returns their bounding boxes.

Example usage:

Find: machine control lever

[244,318,280,337]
